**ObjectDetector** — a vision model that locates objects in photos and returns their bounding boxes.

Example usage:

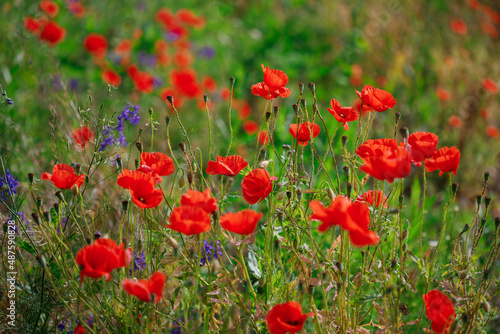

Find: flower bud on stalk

[300,98,306,110]
[36,254,47,267]
[135,158,139,170]
[178,142,186,154]
[273,106,279,116]
[484,196,491,207]
[495,217,500,230]
[327,188,335,201]
[484,171,490,182]
[43,211,50,222]
[55,191,64,201]
[277,210,284,223]
[265,111,271,122]
[308,82,315,94]
[166,95,174,106]
[122,200,129,212]
[343,166,350,178]
[136,141,143,154]
[36,197,43,208]
[165,116,171,126]
[32,212,41,225]
[297,189,302,201]
[292,104,299,117]
[452,183,459,196]
[71,184,80,197]
[28,173,34,185]
[299,82,304,95]
[178,176,186,188]
[476,195,483,206]
[203,94,208,103]
[187,172,194,185]
[148,107,153,117]
[229,76,235,86]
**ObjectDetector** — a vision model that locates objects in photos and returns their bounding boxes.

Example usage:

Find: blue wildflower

[0,169,19,201]
[199,240,222,266]
[99,104,141,151]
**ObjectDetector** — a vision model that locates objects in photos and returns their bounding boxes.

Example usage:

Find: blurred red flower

[137,152,175,184]
[237,100,252,119]
[258,129,270,145]
[486,126,499,138]
[220,209,263,235]
[241,168,276,204]
[327,99,359,130]
[24,16,44,34]
[102,69,122,87]
[74,324,85,334]
[122,272,166,303]
[448,115,463,128]
[423,290,456,334]
[171,69,202,98]
[42,164,85,189]
[75,238,131,282]
[39,21,66,47]
[482,78,498,94]
[39,0,59,17]
[128,66,154,93]
[83,33,108,59]
[436,87,451,101]
[115,39,132,56]
[69,2,85,17]
[243,120,259,135]
[117,169,164,209]
[266,302,311,334]
[450,19,467,35]
[176,9,206,28]
[289,121,321,146]
[72,126,94,148]
[174,50,194,68]
[206,155,248,177]
[356,85,396,112]
[356,190,387,208]
[180,188,218,214]
[167,206,211,235]
[424,146,460,176]
[202,75,217,93]
[407,132,439,166]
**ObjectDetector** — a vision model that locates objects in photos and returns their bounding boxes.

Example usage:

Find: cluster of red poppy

[206,155,248,177]
[42,163,85,189]
[468,0,500,38]
[71,126,94,149]
[24,1,66,47]
[251,64,291,100]
[241,168,277,204]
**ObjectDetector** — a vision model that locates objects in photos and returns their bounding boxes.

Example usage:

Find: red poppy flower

[486,126,499,138]
[482,78,498,94]
[469,0,479,10]
[74,324,85,334]
[122,272,167,303]
[289,121,321,146]
[481,22,499,38]
[220,209,263,235]
[39,0,59,17]
[241,169,276,204]
[137,152,175,184]
[356,190,387,208]
[83,33,108,59]
[436,88,451,101]
[238,101,251,120]
[170,69,202,98]
[24,16,44,35]
[262,64,289,89]
[115,39,132,56]
[448,116,463,128]
[39,21,66,47]
[126,65,154,93]
[180,188,218,213]
[206,155,248,177]
[327,99,360,130]
[309,197,351,232]
[353,98,371,117]
[266,302,311,334]
[450,19,467,35]
[117,169,164,209]
[176,9,206,28]
[42,164,85,189]
[220,87,232,100]
[75,238,131,282]
[407,132,439,166]
[167,206,211,235]
[202,75,217,93]
[243,120,259,135]
[258,130,270,145]
[356,85,396,112]
[155,8,175,26]
[101,69,122,87]
[251,82,291,100]
[72,126,94,148]
[174,50,194,68]
[423,290,456,334]
[424,146,460,176]
[355,138,400,159]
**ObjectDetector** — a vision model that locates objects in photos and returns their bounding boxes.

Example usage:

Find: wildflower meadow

[1,0,500,333]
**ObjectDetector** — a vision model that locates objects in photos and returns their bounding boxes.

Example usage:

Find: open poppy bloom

[177,9,206,28]
[356,138,401,159]
[482,78,498,94]
[424,146,460,176]
[167,206,211,235]
[170,69,203,98]
[423,290,456,334]
[241,169,276,204]
[252,64,291,100]
[206,155,248,177]
[356,85,396,112]
[309,198,379,247]
[486,126,499,138]
[450,19,467,35]
[180,188,218,213]
[122,272,166,303]
[83,33,108,58]
[39,21,66,47]
[127,65,155,94]
[39,0,59,17]
[251,82,291,100]
[407,132,439,166]
[75,238,131,282]
[72,126,93,148]
[137,152,175,184]
[74,324,85,334]
[289,122,321,146]
[117,169,164,209]
[266,301,312,334]
[220,209,263,235]
[42,164,85,189]
[102,69,122,87]
[327,99,359,130]
[24,16,45,35]
[356,190,388,208]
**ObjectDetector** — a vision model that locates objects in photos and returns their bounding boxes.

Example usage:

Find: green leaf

[247,250,261,279]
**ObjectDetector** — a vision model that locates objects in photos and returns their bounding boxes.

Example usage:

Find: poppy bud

[461,224,470,233]
[31,212,41,225]
[282,144,291,150]
[55,191,64,201]
[476,195,482,206]
[165,116,171,126]
[94,233,101,240]
[402,243,407,252]
[495,217,500,229]
[273,106,279,116]
[178,177,185,188]
[265,111,271,121]
[300,98,306,109]
[395,112,401,122]
[292,104,299,116]
[342,135,348,148]
[452,183,459,196]
[481,218,487,228]
[136,141,143,153]
[148,107,153,116]
[482,299,491,313]
[259,160,271,169]
[346,183,352,198]
[399,127,409,139]
[187,172,194,185]
[166,95,174,105]
[308,82,315,93]
[28,173,34,184]
[122,200,129,212]
[86,237,92,244]
[178,142,186,153]
[212,210,219,221]
[286,191,292,200]
[277,210,284,223]
[135,158,139,169]
[462,312,469,325]
[484,172,489,182]
[138,128,144,138]
[43,211,51,222]
[327,188,335,201]
[343,166,350,178]
[297,189,302,201]
[401,229,408,240]
[484,196,491,207]
[36,197,43,208]
[53,202,60,214]
[71,184,80,197]
[36,254,47,267]
[229,76,235,86]
[399,194,404,206]
[299,82,304,94]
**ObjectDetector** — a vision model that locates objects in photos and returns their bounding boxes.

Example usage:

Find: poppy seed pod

[43,211,51,222]
[166,95,174,105]
[203,94,208,103]
[452,183,459,195]
[343,166,350,178]
[476,195,483,206]
[484,172,489,182]
[149,108,154,117]
[484,196,491,207]
[308,82,315,93]
[71,184,80,196]
[299,82,304,94]
[265,111,271,121]
[136,141,143,153]
[116,156,123,169]
[28,173,34,184]
[55,191,64,201]
[273,106,279,116]
[94,233,101,240]
[135,158,139,169]
[178,142,186,153]
[229,76,235,86]
[36,254,47,267]
[300,98,306,109]
[165,116,171,126]
[122,200,129,212]
[31,212,41,225]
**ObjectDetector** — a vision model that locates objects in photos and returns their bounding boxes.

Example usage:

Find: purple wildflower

[0,169,19,201]
[99,104,141,151]
[198,46,215,60]
[199,240,222,266]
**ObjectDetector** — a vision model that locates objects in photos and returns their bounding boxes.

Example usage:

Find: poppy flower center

[139,197,145,202]
[287,320,299,326]
[339,113,344,117]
